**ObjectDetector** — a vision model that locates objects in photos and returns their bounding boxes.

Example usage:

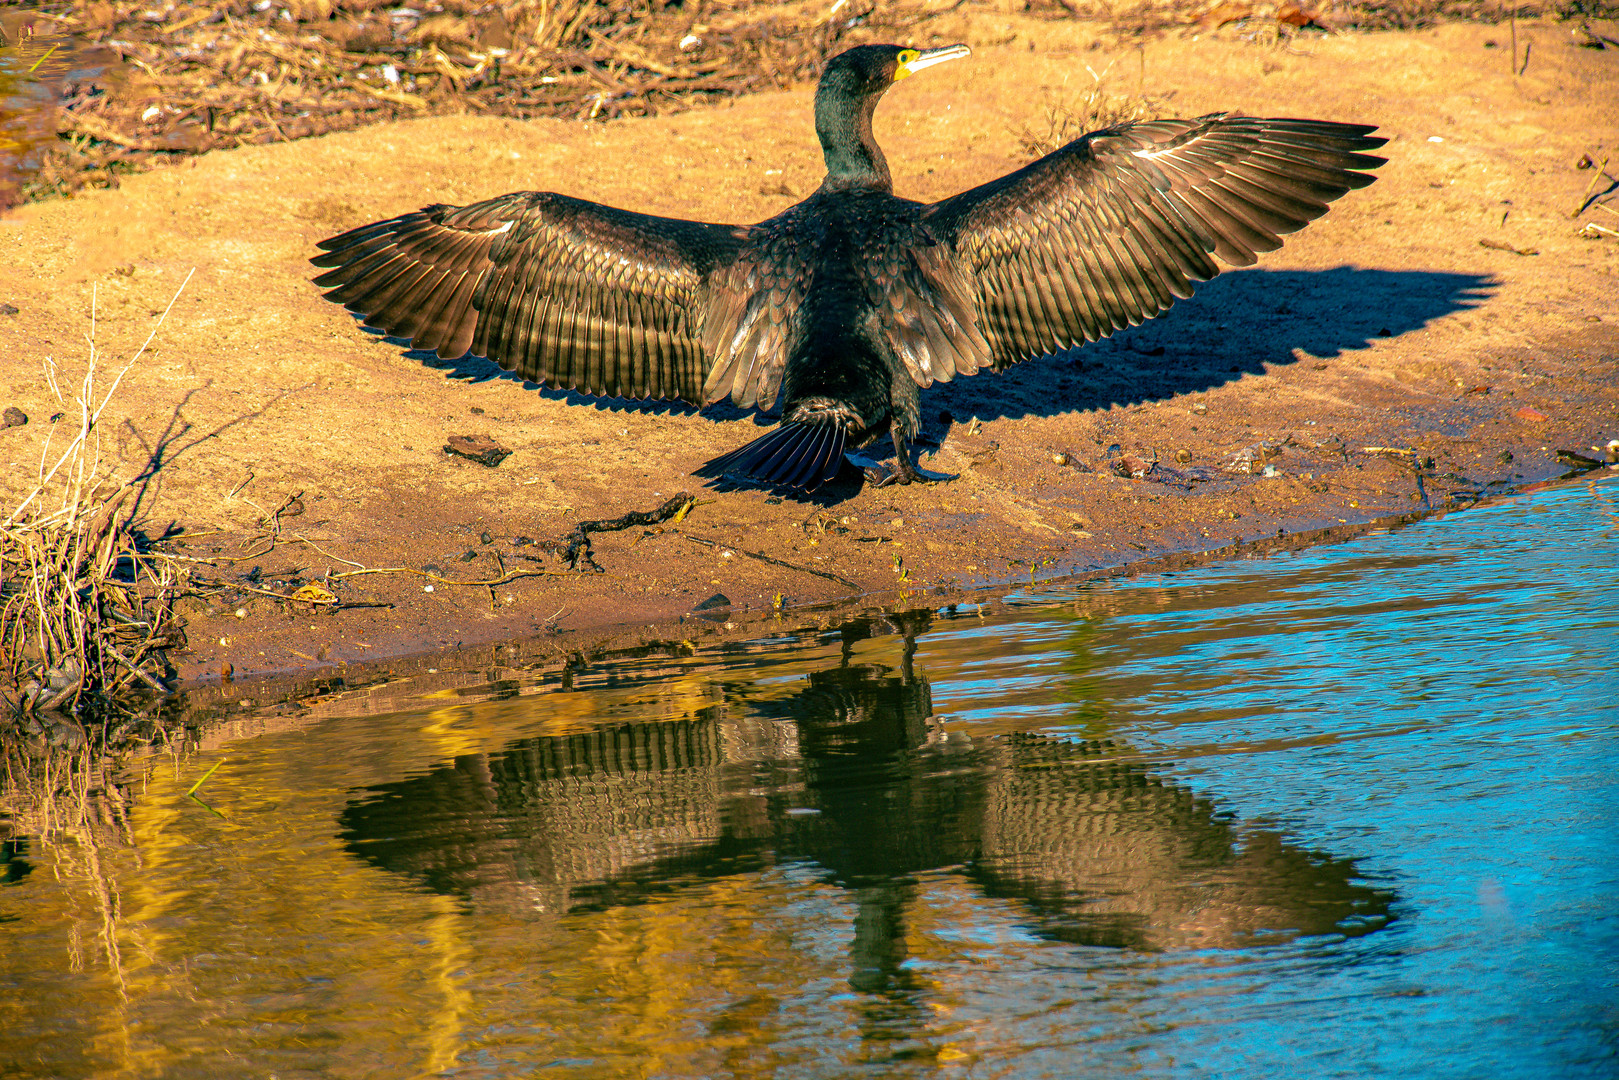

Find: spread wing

[312,191,747,403]
[698,224,809,411]
[866,219,994,388]
[920,114,1387,369]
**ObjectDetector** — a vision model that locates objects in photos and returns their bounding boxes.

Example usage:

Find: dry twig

[2,275,194,715]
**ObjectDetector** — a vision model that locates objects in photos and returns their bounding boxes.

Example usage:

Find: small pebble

[2,406,26,428]
[1175,449,1192,463]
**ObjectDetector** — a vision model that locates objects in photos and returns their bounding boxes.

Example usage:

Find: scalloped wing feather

[921,114,1386,370]
[312,191,746,404]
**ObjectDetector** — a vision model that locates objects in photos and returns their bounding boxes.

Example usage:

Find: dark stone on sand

[2,406,26,428]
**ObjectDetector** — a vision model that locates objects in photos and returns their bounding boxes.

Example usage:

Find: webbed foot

[844,449,899,488]
[844,447,958,488]
[890,429,957,485]
[898,460,958,484]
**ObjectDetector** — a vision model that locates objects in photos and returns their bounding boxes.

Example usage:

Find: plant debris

[4,0,947,207]
[558,491,695,572]
[1479,237,1540,256]
[1,488,186,714]
[1,274,202,721]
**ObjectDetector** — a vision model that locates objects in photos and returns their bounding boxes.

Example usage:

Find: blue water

[2,474,1615,1079]
[978,475,1619,1077]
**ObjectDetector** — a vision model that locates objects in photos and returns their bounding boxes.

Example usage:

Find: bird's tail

[694,422,848,491]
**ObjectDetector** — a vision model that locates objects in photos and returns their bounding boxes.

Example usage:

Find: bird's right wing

[312,191,746,403]
[922,115,1387,369]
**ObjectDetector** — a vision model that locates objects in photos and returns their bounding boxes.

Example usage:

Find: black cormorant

[311,43,1385,492]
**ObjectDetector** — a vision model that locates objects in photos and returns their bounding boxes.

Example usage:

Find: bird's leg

[890,428,920,484]
[890,428,957,485]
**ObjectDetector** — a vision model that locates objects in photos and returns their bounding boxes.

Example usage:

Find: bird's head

[818,43,972,100]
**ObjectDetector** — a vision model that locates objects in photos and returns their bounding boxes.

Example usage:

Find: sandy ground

[2,13,1616,693]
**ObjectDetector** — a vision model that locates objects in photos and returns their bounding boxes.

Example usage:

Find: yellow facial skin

[894,44,971,81]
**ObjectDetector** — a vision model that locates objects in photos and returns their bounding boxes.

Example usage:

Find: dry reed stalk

[1,273,195,718]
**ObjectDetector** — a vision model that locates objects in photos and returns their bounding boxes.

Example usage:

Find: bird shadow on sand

[928,266,1495,424]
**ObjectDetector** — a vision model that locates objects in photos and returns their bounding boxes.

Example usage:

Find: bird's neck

[814,79,892,194]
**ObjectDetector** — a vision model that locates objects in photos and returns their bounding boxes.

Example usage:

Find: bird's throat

[815,79,892,193]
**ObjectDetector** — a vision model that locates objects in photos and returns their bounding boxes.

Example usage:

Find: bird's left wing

[921,114,1386,370]
[312,191,746,403]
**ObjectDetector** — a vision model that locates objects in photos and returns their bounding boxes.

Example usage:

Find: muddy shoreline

[160,469,1611,748]
[2,16,1617,712]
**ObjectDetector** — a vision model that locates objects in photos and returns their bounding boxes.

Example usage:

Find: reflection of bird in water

[312,44,1385,491]
[338,607,1391,957]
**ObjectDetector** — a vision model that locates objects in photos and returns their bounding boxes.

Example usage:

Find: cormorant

[311,43,1385,492]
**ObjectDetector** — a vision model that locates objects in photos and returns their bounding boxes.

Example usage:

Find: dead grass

[1012,54,1170,158]
[6,0,1617,204]
[0,273,193,720]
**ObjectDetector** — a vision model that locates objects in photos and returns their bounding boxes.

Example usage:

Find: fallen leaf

[1198,0,1252,27]
[1276,2,1320,27]
[292,583,337,605]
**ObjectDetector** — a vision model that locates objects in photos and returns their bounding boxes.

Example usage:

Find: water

[0,21,113,209]
[3,475,1616,1079]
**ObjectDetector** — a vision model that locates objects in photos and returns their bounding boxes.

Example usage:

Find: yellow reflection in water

[0,27,62,207]
[7,605,1394,1078]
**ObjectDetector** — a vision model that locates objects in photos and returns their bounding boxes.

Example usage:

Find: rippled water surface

[4,476,1617,1078]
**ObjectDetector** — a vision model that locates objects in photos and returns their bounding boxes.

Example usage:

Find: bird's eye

[898,49,919,64]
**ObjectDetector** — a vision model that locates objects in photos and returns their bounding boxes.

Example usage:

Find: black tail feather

[790,425,835,489]
[776,424,824,488]
[780,425,827,489]
[695,422,848,492]
[761,424,817,484]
